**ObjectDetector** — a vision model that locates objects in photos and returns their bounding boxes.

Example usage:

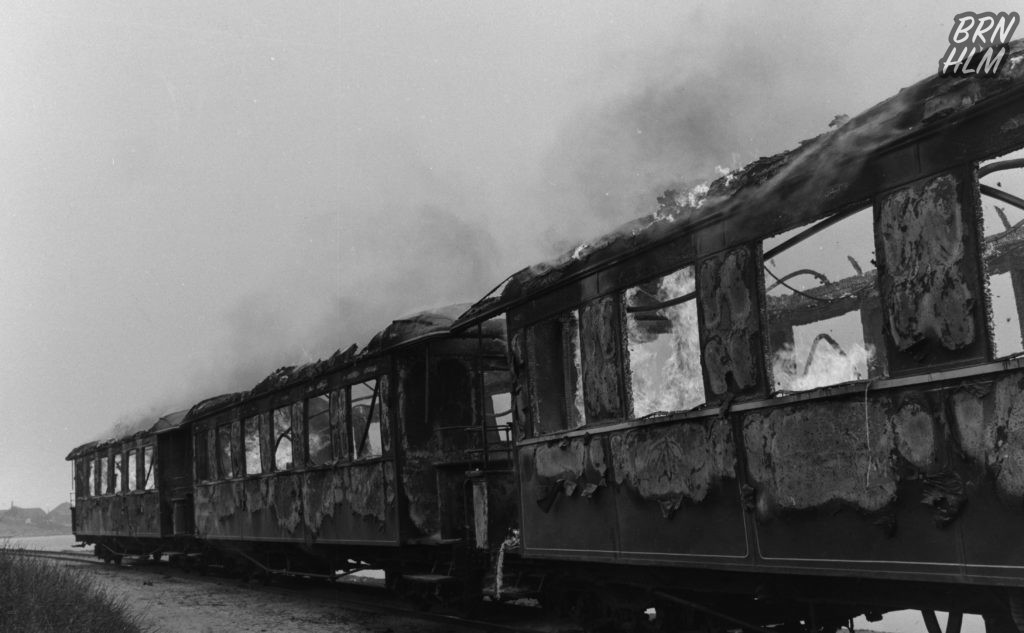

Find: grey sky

[1,1,1015,509]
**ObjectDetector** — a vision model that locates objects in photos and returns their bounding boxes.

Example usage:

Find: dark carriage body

[66,410,187,559]
[180,305,513,574]
[458,41,1024,618]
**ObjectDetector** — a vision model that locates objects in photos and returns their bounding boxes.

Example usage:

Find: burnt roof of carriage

[454,41,1024,328]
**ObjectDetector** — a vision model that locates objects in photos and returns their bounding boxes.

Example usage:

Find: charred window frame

[126,449,138,492]
[272,406,294,471]
[978,148,1024,359]
[306,392,333,466]
[624,265,705,417]
[762,205,886,393]
[350,378,383,460]
[524,312,585,435]
[243,415,263,475]
[142,445,155,490]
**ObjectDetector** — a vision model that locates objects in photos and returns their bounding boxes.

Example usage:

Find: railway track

[6,547,567,633]
[4,547,103,566]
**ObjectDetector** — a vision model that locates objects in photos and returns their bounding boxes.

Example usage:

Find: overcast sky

[2,1,1018,510]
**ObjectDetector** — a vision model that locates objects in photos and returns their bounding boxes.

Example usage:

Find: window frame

[348,378,384,461]
[622,264,706,419]
[760,203,886,394]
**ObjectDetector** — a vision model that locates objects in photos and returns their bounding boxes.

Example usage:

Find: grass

[0,543,152,633]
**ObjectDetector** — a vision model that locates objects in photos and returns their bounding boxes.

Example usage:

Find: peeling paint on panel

[878,173,975,351]
[892,402,938,469]
[244,478,269,512]
[194,486,215,535]
[952,376,1024,498]
[402,456,440,536]
[269,476,302,533]
[530,437,609,507]
[75,494,161,536]
[534,441,585,496]
[348,463,387,524]
[743,401,896,517]
[699,247,758,396]
[302,470,337,535]
[611,420,735,517]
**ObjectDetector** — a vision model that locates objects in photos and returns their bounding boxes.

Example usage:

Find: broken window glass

[243,416,262,475]
[525,312,585,435]
[99,455,109,495]
[351,379,382,459]
[112,453,123,494]
[763,206,886,392]
[126,450,138,492]
[143,445,155,490]
[307,393,332,465]
[979,148,1024,358]
[625,266,705,417]
[273,406,293,470]
[218,424,234,479]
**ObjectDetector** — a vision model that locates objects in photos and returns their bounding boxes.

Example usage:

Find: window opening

[99,456,109,495]
[763,207,885,392]
[526,312,585,434]
[273,406,293,470]
[143,446,155,490]
[307,393,332,465]
[112,453,123,494]
[86,458,94,498]
[217,424,234,479]
[484,370,513,443]
[980,148,1024,358]
[351,380,382,459]
[243,416,263,475]
[624,265,705,417]
[126,450,138,492]
[330,388,349,461]
[206,428,217,481]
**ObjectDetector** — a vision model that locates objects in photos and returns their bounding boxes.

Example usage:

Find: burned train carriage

[67,305,514,577]
[456,42,1024,627]
[66,411,187,563]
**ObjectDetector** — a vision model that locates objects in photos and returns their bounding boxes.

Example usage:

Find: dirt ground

[77,560,483,633]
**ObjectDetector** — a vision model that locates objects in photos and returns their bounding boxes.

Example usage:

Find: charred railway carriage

[67,305,515,579]
[67,412,186,563]
[455,41,1024,629]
